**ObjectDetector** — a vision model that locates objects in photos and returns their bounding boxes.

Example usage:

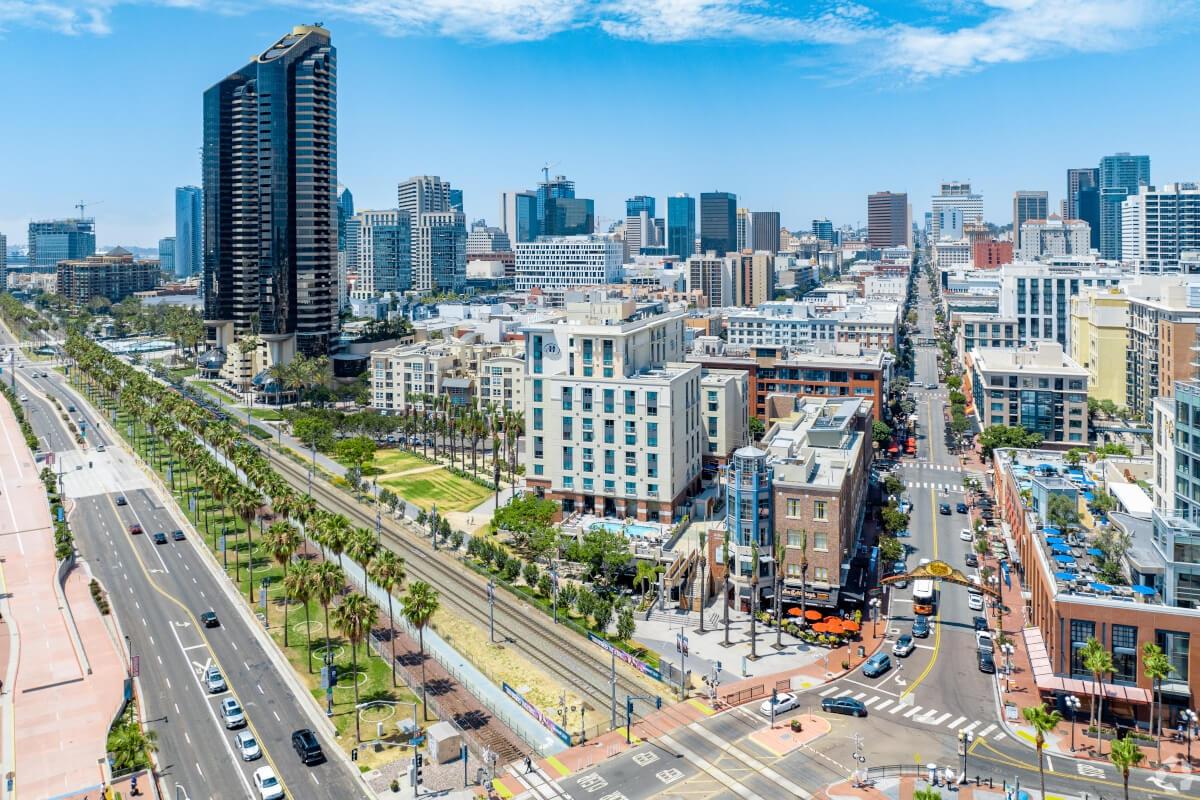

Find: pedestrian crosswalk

[904,481,965,493]
[910,463,960,472]
[817,685,1004,740]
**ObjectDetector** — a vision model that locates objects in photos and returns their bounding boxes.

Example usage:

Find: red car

[129,523,143,535]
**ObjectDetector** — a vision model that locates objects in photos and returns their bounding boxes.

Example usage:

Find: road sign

[131,655,140,678]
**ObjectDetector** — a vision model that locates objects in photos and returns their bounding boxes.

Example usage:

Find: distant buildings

[1012,191,1049,250]
[350,210,410,298]
[398,175,453,222]
[811,218,835,247]
[537,174,575,229]
[1099,152,1151,259]
[1018,216,1091,260]
[174,186,202,278]
[868,191,909,248]
[751,211,781,253]
[158,236,176,276]
[1120,183,1200,273]
[514,236,623,291]
[666,194,696,261]
[930,182,982,243]
[466,223,512,256]
[28,218,95,269]
[1066,168,1098,221]
[202,24,338,382]
[734,251,775,307]
[972,239,1013,268]
[685,252,735,307]
[725,300,899,350]
[967,342,1089,444]
[337,186,354,252]
[56,247,160,308]
[996,261,1125,349]
[500,190,538,245]
[544,197,595,237]
[413,211,466,293]
[700,192,737,256]
[735,208,751,252]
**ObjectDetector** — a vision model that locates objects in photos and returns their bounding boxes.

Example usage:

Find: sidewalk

[0,393,125,799]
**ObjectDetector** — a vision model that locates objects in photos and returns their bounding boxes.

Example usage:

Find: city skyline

[2,2,1199,246]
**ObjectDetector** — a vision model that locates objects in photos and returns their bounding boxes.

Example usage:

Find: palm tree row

[65,332,443,732]
[398,392,523,487]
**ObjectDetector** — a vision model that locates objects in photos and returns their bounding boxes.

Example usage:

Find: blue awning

[1131,585,1156,596]
[1087,547,1104,557]
[1089,582,1114,593]
[1054,554,1076,564]
[1045,536,1066,545]
[1051,545,1071,555]
[1042,527,1062,536]
[1055,571,1078,581]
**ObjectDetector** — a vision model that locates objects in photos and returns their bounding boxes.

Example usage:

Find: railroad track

[250,439,662,727]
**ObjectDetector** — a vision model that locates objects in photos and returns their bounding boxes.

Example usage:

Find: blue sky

[1,0,1197,247]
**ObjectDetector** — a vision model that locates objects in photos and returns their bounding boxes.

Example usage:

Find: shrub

[522,562,539,587]
[501,558,520,583]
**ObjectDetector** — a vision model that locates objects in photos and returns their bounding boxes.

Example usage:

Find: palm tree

[265,521,301,645]
[109,722,159,770]
[320,514,352,570]
[722,529,732,647]
[774,534,786,649]
[796,530,809,621]
[1142,642,1172,761]
[401,581,440,721]
[1082,638,1115,755]
[231,486,261,599]
[313,561,345,674]
[913,789,940,800]
[347,527,377,570]
[1109,735,1145,800]
[1022,703,1063,800]
[332,592,377,742]
[283,560,317,672]
[634,560,658,601]
[369,550,406,687]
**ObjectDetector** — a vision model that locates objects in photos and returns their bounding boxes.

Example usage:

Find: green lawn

[371,449,430,475]
[380,468,494,513]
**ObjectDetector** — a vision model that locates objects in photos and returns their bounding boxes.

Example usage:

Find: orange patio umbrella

[804,609,823,621]
[841,620,860,632]
[787,607,803,617]
[811,622,829,633]
[824,619,844,634]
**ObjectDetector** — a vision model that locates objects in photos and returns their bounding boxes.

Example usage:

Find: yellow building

[1069,287,1129,407]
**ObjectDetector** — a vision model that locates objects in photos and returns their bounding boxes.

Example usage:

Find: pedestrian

[524,755,534,774]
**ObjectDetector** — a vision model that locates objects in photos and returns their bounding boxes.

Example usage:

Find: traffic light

[412,753,424,786]
[329,664,339,686]
[351,747,358,762]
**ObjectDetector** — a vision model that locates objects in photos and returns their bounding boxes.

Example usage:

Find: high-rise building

[1018,216,1091,260]
[350,210,410,298]
[1066,168,1098,220]
[500,190,539,244]
[449,188,463,213]
[700,192,737,256]
[751,211,781,253]
[543,197,594,236]
[337,186,354,252]
[158,236,176,276]
[867,191,909,248]
[202,24,338,374]
[736,208,751,252]
[686,252,735,307]
[811,218,834,247]
[1012,191,1049,250]
[735,251,775,306]
[626,196,656,218]
[667,194,696,261]
[537,175,575,228]
[413,211,466,293]
[1120,183,1200,273]
[1099,153,1151,259]
[56,247,160,308]
[929,181,982,242]
[1076,186,1101,250]
[466,223,512,256]
[174,186,202,278]
[398,176,452,221]
[0,233,7,292]
[624,211,656,257]
[514,236,623,291]
[27,218,95,269]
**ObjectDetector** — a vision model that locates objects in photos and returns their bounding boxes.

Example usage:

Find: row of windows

[784,498,829,521]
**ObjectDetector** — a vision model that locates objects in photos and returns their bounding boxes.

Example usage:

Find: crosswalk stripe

[887,702,905,714]
[875,699,893,711]
[863,696,879,707]
[853,693,867,700]
[835,689,853,699]
[819,686,839,697]
[948,715,967,729]
[932,712,952,726]
[961,721,980,734]
[978,723,997,737]
[903,705,923,718]
[993,730,1006,739]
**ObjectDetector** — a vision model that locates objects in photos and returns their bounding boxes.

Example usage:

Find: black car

[973,615,988,632]
[965,553,979,568]
[201,610,219,628]
[821,697,867,717]
[956,502,969,514]
[938,503,952,515]
[152,531,168,545]
[912,615,931,638]
[172,529,185,541]
[292,728,325,765]
[978,650,996,674]
[115,495,127,506]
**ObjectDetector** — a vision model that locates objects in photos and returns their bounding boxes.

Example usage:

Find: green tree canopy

[979,425,1043,458]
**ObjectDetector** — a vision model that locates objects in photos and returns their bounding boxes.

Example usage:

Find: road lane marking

[165,678,170,689]
[819,687,838,697]
[903,705,922,718]
[961,721,980,734]
[685,725,812,799]
[852,692,867,700]
[902,477,943,699]
[863,697,880,707]
[181,644,208,652]
[273,710,281,722]
[875,699,893,711]
[257,684,264,695]
[835,689,852,698]
[947,715,967,729]
[978,723,997,737]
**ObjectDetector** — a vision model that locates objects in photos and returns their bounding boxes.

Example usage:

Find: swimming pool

[590,520,660,539]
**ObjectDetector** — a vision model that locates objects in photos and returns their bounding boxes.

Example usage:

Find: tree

[979,425,1043,458]
[1065,449,1085,467]
[871,420,892,446]
[1099,398,1119,417]
[108,720,159,770]
[748,416,765,442]
[566,527,631,584]
[283,559,317,672]
[1142,642,1173,755]
[878,536,904,565]
[883,474,905,498]
[881,503,910,535]
[1081,637,1114,755]
[265,521,301,645]
[616,606,635,642]
[945,375,962,391]
[1046,493,1079,532]
[592,600,613,633]
[1097,441,1133,457]
[401,581,440,720]
[369,550,407,686]
[1109,736,1145,800]
[313,562,345,677]
[634,560,659,600]
[335,436,377,477]
[1022,703,1062,800]
[913,788,941,800]
[332,592,377,742]
[1091,491,1116,515]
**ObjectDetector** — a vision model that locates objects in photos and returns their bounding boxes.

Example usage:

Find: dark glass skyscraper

[626,195,656,218]
[1076,187,1101,250]
[537,175,575,229]
[203,25,338,358]
[337,186,354,253]
[544,198,595,236]
[27,219,95,269]
[667,194,695,261]
[700,191,737,256]
[1066,168,1097,220]
[1099,153,1150,259]
[174,186,202,278]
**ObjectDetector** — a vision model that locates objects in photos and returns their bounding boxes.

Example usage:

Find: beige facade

[370,342,463,413]
[1068,288,1129,408]
[476,354,526,412]
[969,342,1090,445]
[700,369,749,469]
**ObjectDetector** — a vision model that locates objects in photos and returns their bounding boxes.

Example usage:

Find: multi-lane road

[3,343,365,799]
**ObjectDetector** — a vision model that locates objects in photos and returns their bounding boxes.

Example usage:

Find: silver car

[205,666,226,694]
[220,697,245,729]
[235,730,262,761]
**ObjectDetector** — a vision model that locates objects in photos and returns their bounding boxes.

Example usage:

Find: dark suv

[292,728,325,765]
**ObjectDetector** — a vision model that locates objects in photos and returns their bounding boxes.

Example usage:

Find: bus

[912,579,936,615]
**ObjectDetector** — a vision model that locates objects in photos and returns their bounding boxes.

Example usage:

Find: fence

[720,684,766,707]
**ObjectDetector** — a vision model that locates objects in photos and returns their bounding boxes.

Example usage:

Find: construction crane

[75,199,103,219]
[540,162,560,185]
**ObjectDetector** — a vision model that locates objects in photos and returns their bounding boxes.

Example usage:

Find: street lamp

[1182,709,1198,766]
[958,730,973,783]
[430,502,439,551]
[1000,643,1015,692]
[1064,695,1081,752]
[869,597,881,637]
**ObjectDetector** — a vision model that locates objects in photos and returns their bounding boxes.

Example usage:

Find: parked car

[939,503,952,515]
[976,631,994,651]
[912,615,931,638]
[236,730,262,761]
[973,616,988,632]
[956,502,969,514]
[965,553,979,568]
[201,610,220,628]
[978,650,996,674]
[893,634,915,657]
[968,593,984,611]
[899,500,912,514]
[959,528,972,541]
[253,766,284,800]
[821,696,867,717]
[760,692,799,717]
[220,697,245,729]
[205,666,226,693]
[292,728,325,765]
[862,653,892,678]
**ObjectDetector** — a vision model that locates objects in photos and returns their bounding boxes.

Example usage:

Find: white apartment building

[725,300,899,350]
[350,209,410,299]
[370,342,462,413]
[412,211,467,293]
[968,341,1090,444]
[523,298,703,521]
[685,252,735,307]
[514,236,623,291]
[701,369,749,466]
[935,239,972,268]
[1121,183,1200,273]
[863,275,907,301]
[1152,396,1177,512]
[930,181,983,242]
[477,353,526,412]
[397,175,451,220]
[1018,216,1091,260]
[466,224,512,256]
[997,261,1129,350]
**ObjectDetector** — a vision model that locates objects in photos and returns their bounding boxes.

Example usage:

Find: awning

[1024,625,1151,704]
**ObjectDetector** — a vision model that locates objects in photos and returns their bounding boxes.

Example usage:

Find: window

[1070,619,1096,677]
[625,390,636,415]
[625,481,636,496]
[813,567,829,581]
[533,379,543,402]
[561,416,573,441]
[647,484,658,497]
[647,422,658,447]
[814,533,828,551]
[647,391,658,416]
[532,407,543,431]
[603,389,614,413]
[625,420,636,445]
[786,530,805,547]
[583,477,594,491]
[562,387,573,410]
[707,390,719,412]
[786,498,803,518]
[562,446,574,470]
[786,563,802,577]
[604,480,615,494]
[563,476,574,488]
[1111,624,1138,683]
[604,419,615,444]
[813,500,828,522]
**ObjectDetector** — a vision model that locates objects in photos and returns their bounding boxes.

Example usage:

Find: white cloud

[0,0,1190,78]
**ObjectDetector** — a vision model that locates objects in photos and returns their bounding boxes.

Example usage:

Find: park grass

[371,449,429,475]
[379,468,493,514]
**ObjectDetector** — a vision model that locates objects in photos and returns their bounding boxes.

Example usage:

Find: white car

[205,666,226,694]
[236,730,262,761]
[253,766,284,800]
[759,692,799,717]
[960,528,973,542]
[976,631,994,652]
[968,593,984,611]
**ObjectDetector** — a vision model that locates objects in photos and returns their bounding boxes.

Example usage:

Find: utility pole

[486,579,496,643]
[610,647,617,730]
[374,480,382,545]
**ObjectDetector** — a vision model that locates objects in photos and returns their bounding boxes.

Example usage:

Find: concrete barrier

[54,551,92,676]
